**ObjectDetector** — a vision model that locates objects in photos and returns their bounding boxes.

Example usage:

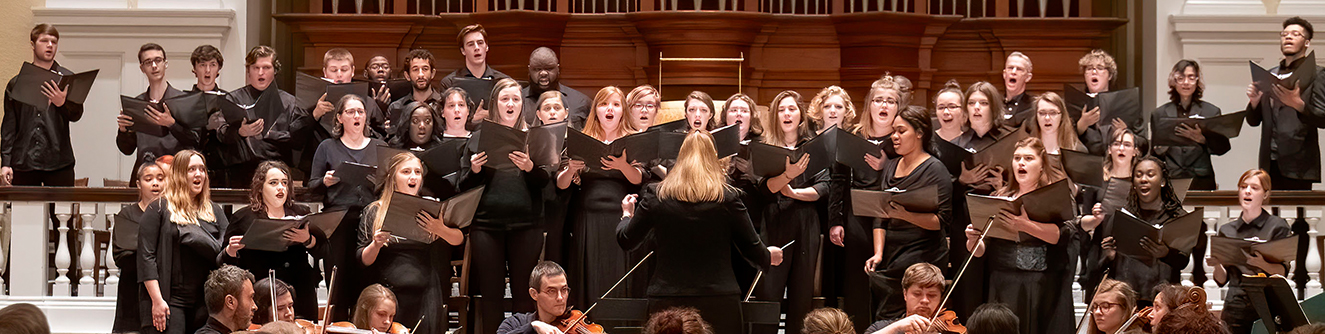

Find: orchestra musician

[194,265,257,334]
[113,162,167,333]
[861,263,945,334]
[138,150,237,334]
[618,129,783,334]
[357,152,463,334]
[496,261,571,334]
[1209,169,1292,334]
[1082,279,1143,334]
[250,277,297,326]
[338,284,409,334]
[221,160,320,319]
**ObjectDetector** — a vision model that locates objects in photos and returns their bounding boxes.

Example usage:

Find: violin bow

[564,251,655,329]
[1076,270,1111,334]
[321,266,338,334]
[409,315,424,334]
[743,240,790,302]
[270,269,278,323]
[926,215,998,332]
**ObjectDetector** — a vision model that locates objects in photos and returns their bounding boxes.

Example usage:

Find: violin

[924,309,967,334]
[248,319,323,334]
[555,309,606,334]
[326,321,409,334]
[1114,307,1153,334]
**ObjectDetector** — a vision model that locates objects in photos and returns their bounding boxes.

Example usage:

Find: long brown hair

[993,137,1066,197]
[247,160,295,214]
[1029,92,1083,151]
[964,81,1006,131]
[352,284,398,330]
[721,93,762,137]
[657,130,733,203]
[761,90,813,147]
[163,150,215,225]
[583,86,633,140]
[486,78,527,130]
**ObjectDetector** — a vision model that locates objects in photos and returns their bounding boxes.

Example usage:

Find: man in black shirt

[363,55,394,107]
[1246,16,1325,190]
[117,43,193,181]
[188,45,230,179]
[497,261,571,334]
[217,46,310,188]
[2,24,84,186]
[1003,51,1035,127]
[863,263,945,334]
[386,49,443,129]
[522,47,590,129]
[195,265,256,334]
[440,24,511,128]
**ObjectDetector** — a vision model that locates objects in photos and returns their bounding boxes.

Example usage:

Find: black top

[617,184,771,296]
[117,84,199,176]
[983,191,1075,273]
[218,85,310,167]
[875,156,953,278]
[458,128,553,231]
[137,199,228,325]
[1005,92,1035,129]
[220,205,322,286]
[2,61,85,171]
[521,83,591,130]
[496,312,540,334]
[308,137,387,210]
[1216,209,1292,296]
[386,89,443,136]
[440,65,511,90]
[1250,58,1325,181]
[193,316,233,334]
[1151,100,1231,179]
[1083,201,1190,302]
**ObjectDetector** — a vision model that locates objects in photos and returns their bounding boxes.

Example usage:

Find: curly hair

[643,307,713,334]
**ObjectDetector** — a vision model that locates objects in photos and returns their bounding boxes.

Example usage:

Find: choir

[6,14,1325,334]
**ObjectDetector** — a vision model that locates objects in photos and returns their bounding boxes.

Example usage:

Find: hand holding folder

[1106,208,1204,260]
[1152,111,1246,147]
[244,211,349,252]
[382,186,485,243]
[965,179,1075,242]
[566,129,659,170]
[11,62,98,109]
[850,186,940,226]
[1209,235,1297,266]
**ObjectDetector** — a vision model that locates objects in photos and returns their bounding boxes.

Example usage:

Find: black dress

[617,184,771,334]
[1216,209,1292,334]
[112,204,145,333]
[1151,100,1231,190]
[308,137,386,321]
[874,155,952,319]
[569,167,642,308]
[947,127,1004,320]
[753,164,830,334]
[137,200,228,334]
[837,134,894,330]
[982,194,1076,334]
[220,204,321,319]
[355,204,451,334]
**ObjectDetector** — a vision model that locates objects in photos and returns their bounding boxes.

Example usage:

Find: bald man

[521,47,590,130]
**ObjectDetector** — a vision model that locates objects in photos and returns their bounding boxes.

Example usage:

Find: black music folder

[242,218,302,252]
[1106,207,1204,260]
[161,91,215,131]
[1100,177,1131,215]
[1242,275,1310,334]
[112,207,139,251]
[371,78,412,103]
[527,121,568,167]
[1209,235,1298,265]
[119,96,167,136]
[383,186,486,242]
[421,138,468,177]
[1098,87,1143,133]
[474,120,568,169]
[452,77,498,109]
[711,124,742,158]
[1152,110,1246,147]
[850,185,941,220]
[836,129,886,173]
[748,126,837,177]
[566,129,659,170]
[296,72,370,133]
[1250,51,1316,106]
[969,130,1029,174]
[239,84,285,134]
[1064,84,1094,122]
[334,161,378,190]
[11,62,97,109]
[214,92,249,126]
[1060,149,1104,187]
[934,137,973,177]
[966,179,1075,242]
[303,210,349,240]
[438,185,485,228]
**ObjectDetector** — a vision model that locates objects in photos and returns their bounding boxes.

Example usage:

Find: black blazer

[1151,101,1231,179]
[136,199,228,327]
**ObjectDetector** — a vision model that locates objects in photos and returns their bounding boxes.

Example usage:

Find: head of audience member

[536,90,568,125]
[333,94,370,139]
[138,43,168,84]
[1290,324,1325,334]
[642,307,714,334]
[256,321,304,334]
[899,262,944,318]
[248,160,296,215]
[1079,49,1117,94]
[858,76,902,138]
[136,162,166,204]
[204,265,257,331]
[440,87,472,136]
[801,308,854,334]
[191,45,224,91]
[808,85,855,133]
[1151,284,1209,329]
[364,55,392,82]
[164,150,216,225]
[1282,16,1314,57]
[966,303,1018,334]
[761,90,812,147]
[721,93,760,140]
[528,47,562,92]
[1088,279,1137,334]
[252,277,296,325]
[1030,92,1081,153]
[458,24,490,68]
[353,284,399,332]
[893,106,934,159]
[396,102,439,147]
[1003,52,1032,98]
[487,78,525,129]
[0,303,50,334]
[403,49,436,92]
[527,261,570,322]
[584,86,629,140]
[626,85,661,131]
[246,45,280,91]
[30,24,58,64]
[933,79,967,135]
[1168,59,1204,105]
[323,48,355,84]
[892,74,915,107]
[965,81,1005,136]
[1236,169,1272,214]
[684,90,717,131]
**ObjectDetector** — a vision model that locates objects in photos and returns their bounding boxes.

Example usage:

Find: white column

[54,207,73,297]
[79,212,97,296]
[0,205,8,296]
[104,212,120,297]
[1306,214,1322,298]
[9,202,48,297]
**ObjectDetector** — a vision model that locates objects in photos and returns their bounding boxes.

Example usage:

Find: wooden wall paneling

[557,14,646,92]
[833,12,961,107]
[749,15,841,106]
[278,14,431,73]
[940,17,1125,95]
[927,26,1003,95]
[628,11,768,100]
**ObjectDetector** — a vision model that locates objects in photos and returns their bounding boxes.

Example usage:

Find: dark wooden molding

[0,187,305,204]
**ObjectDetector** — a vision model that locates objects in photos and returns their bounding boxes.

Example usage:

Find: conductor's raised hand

[621,194,638,218]
[768,246,784,266]
[470,152,489,173]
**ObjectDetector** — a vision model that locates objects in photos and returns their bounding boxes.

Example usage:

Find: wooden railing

[304,0,1090,15]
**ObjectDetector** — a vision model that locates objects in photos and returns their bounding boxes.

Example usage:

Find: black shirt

[308,138,387,210]
[2,61,85,171]
[219,85,310,167]
[1249,56,1325,181]
[457,128,553,231]
[1005,92,1035,128]
[496,312,541,334]
[521,83,591,130]
[875,156,953,278]
[193,316,233,334]
[1151,100,1231,179]
[1216,209,1292,295]
[117,84,196,176]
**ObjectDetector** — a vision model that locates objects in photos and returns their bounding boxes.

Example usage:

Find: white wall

[1153,0,1325,190]
[32,0,248,185]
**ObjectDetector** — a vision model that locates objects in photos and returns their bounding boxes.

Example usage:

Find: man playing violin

[498,261,572,334]
[196,265,257,334]
[865,263,944,334]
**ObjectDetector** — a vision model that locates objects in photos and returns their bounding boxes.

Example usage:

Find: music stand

[1241,275,1309,334]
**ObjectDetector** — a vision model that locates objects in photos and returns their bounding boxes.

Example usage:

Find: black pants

[841,216,879,331]
[326,206,365,322]
[141,304,207,334]
[755,218,820,334]
[12,165,75,186]
[1268,160,1315,190]
[472,227,543,334]
[1221,292,1257,334]
[647,295,742,334]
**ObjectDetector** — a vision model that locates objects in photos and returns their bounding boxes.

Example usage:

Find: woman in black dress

[721,93,764,296]
[963,137,1075,334]
[558,86,646,307]
[460,78,552,333]
[1151,60,1229,190]
[112,162,166,333]
[138,150,236,334]
[947,81,1008,319]
[357,152,464,334]
[866,106,953,319]
[220,160,319,319]
[753,90,830,334]
[536,90,573,265]
[1089,156,1191,307]
[307,94,388,321]
[617,130,783,334]
[806,86,857,315]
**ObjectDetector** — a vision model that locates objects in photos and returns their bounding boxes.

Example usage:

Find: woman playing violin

[329,284,409,334]
[249,278,320,334]
[1084,279,1145,334]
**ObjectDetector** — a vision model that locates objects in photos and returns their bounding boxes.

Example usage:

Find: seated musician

[642,307,713,334]
[330,284,408,334]
[1150,284,1223,334]
[498,261,572,334]
[250,277,317,333]
[1084,279,1143,334]
[863,263,944,334]
[965,303,1018,334]
[195,265,256,334]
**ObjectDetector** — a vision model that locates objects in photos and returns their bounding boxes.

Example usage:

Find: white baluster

[1306,216,1322,298]
[105,213,120,295]
[54,211,72,297]
[0,205,9,296]
[1204,211,1224,307]
[79,213,96,295]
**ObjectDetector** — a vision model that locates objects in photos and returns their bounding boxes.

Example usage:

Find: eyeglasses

[1037,111,1061,117]
[1173,74,1199,84]
[368,63,390,70]
[141,57,165,67]
[1282,30,1306,38]
[1086,66,1109,73]
[872,98,899,106]
[1089,302,1122,313]
[632,103,658,111]
[1111,141,1135,149]
[936,104,962,112]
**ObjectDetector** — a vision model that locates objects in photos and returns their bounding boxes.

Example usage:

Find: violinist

[801,308,855,334]
[862,263,944,334]
[496,261,571,334]
[1083,279,1143,334]
[339,284,409,334]
[1150,284,1224,334]
[250,278,298,326]
[965,303,1018,334]
[195,265,257,334]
